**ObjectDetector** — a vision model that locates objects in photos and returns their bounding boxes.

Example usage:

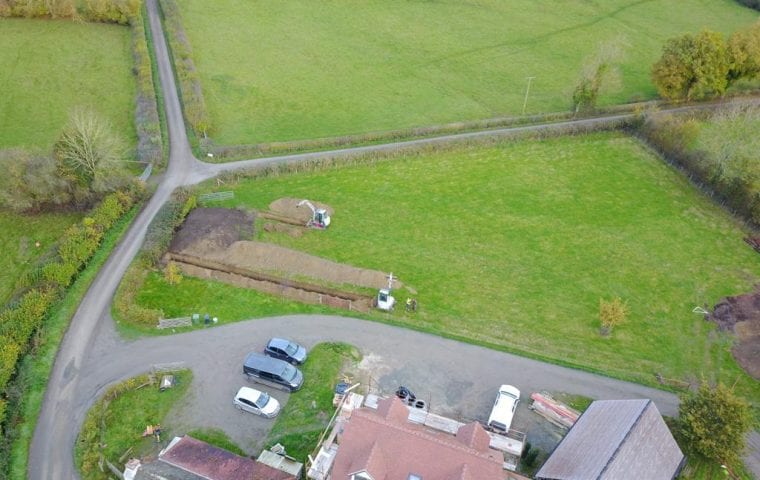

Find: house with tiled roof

[124,435,301,480]
[324,396,507,480]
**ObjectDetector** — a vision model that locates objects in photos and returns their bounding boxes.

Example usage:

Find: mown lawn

[0,19,135,149]
[139,132,760,404]
[0,211,81,304]
[76,371,192,480]
[265,343,360,462]
[175,0,757,145]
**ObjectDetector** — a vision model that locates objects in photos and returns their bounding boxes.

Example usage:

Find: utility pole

[522,76,535,115]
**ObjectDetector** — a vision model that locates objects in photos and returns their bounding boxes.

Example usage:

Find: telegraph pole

[522,76,535,115]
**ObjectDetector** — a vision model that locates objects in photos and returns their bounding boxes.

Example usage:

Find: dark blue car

[264,338,308,365]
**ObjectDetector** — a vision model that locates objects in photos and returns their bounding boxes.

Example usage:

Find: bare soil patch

[169,207,254,257]
[168,205,400,312]
[709,288,760,380]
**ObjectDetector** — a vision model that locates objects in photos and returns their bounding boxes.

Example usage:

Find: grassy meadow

[0,19,136,149]
[134,132,760,404]
[174,0,758,145]
[0,211,81,303]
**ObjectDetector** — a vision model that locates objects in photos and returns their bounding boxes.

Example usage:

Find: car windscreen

[284,342,298,356]
[282,364,298,381]
[256,391,270,407]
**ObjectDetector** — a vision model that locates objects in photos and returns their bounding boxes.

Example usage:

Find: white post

[522,76,535,115]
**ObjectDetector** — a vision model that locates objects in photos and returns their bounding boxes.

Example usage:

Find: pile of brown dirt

[709,288,760,380]
[208,241,401,290]
[268,198,334,223]
[169,208,254,257]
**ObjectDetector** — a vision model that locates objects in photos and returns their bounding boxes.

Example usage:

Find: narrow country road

[26,0,760,478]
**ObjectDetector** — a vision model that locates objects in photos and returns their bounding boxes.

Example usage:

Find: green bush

[0,338,21,392]
[141,190,195,266]
[113,260,163,326]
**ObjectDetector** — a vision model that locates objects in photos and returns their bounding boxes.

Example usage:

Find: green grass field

[0,19,136,149]
[174,0,757,145]
[0,211,81,303]
[135,132,760,404]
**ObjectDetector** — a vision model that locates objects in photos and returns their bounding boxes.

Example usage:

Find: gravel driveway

[75,314,679,457]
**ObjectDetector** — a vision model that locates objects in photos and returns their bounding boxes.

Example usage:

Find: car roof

[244,352,289,375]
[499,384,521,398]
[267,337,294,349]
[236,386,263,400]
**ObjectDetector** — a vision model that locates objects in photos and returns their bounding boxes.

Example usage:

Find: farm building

[535,399,685,480]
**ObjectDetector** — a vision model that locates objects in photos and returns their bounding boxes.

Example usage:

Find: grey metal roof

[535,399,684,480]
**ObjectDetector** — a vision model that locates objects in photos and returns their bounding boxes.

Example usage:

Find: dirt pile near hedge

[710,288,760,380]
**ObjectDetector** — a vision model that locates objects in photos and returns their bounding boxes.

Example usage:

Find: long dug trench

[166,252,375,313]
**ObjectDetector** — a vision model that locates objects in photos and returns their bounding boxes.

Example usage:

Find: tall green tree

[652,30,729,101]
[679,381,752,465]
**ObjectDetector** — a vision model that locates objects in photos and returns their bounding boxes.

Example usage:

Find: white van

[487,384,521,432]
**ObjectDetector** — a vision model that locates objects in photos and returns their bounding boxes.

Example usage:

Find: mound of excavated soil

[710,288,760,380]
[170,208,254,257]
[205,241,401,290]
[269,198,334,223]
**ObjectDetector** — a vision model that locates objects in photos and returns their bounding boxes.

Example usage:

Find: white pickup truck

[487,384,521,433]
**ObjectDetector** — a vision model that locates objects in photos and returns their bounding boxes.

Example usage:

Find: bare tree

[54,107,126,189]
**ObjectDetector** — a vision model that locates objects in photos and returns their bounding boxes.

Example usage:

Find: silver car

[233,386,281,418]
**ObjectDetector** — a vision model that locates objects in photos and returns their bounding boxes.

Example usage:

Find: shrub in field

[573,39,623,113]
[81,0,139,24]
[679,381,752,465]
[599,297,628,335]
[0,149,70,212]
[164,261,182,285]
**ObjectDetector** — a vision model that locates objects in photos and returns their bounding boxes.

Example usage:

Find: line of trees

[638,103,760,225]
[0,187,141,437]
[0,0,139,24]
[651,21,760,101]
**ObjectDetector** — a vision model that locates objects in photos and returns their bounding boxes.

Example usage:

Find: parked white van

[487,384,520,433]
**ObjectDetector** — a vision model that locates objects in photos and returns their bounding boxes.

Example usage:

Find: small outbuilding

[535,399,685,480]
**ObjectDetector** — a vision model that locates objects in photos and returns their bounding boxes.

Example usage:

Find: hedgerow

[0,186,142,433]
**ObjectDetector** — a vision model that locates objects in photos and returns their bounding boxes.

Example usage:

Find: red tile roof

[332,397,504,480]
[160,436,294,480]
